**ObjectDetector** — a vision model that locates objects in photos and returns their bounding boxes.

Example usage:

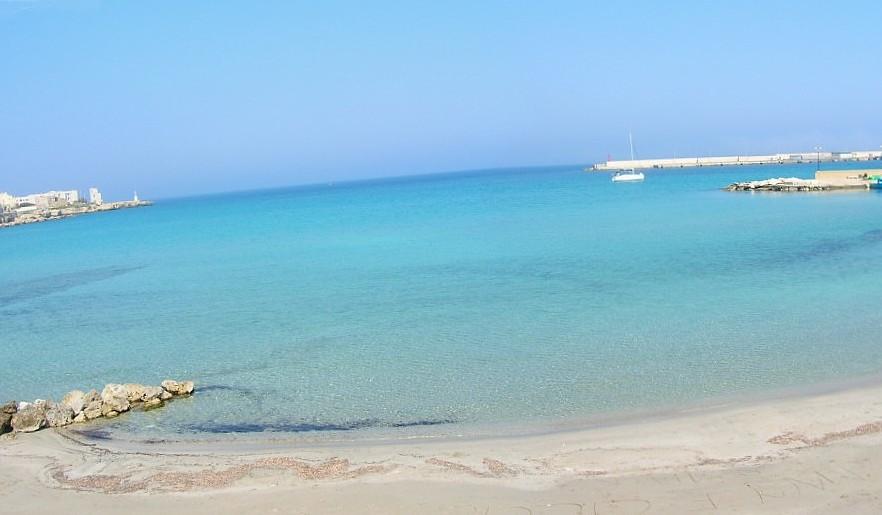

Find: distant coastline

[0,199,152,229]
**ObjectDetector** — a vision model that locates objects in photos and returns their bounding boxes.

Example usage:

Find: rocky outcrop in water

[726,177,869,192]
[161,380,195,396]
[0,379,195,436]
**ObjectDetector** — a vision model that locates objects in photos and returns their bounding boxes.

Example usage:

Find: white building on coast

[13,190,80,207]
[0,192,15,210]
[89,187,103,205]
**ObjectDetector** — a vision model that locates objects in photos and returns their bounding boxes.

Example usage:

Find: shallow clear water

[3,163,882,440]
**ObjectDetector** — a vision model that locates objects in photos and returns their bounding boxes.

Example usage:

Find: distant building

[14,203,38,214]
[89,187,103,205]
[15,190,79,208]
[0,192,15,209]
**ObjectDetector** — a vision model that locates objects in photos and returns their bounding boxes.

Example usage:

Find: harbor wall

[592,150,882,171]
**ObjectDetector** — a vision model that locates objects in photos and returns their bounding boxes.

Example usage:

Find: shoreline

[73,368,882,451]
[4,379,882,513]
[0,200,152,229]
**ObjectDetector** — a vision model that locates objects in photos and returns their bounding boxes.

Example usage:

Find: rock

[123,384,146,403]
[0,401,16,434]
[161,379,195,396]
[101,384,130,413]
[83,400,103,420]
[61,390,86,415]
[141,386,164,402]
[2,380,190,434]
[46,403,75,427]
[83,389,100,404]
[143,398,163,410]
[11,403,46,433]
[161,380,181,394]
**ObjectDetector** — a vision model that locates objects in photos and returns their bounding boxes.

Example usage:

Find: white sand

[4,383,882,513]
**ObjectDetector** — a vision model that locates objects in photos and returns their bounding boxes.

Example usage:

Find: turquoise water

[3,163,882,439]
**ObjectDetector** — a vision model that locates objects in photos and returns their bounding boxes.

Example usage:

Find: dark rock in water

[0,401,16,434]
[11,403,47,433]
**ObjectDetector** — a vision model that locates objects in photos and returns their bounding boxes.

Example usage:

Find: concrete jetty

[591,150,882,171]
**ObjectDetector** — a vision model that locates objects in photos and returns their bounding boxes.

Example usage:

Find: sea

[3,162,882,442]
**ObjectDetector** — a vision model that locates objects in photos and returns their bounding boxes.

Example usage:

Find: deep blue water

[3,162,882,439]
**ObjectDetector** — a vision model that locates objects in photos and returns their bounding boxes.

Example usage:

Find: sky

[1,0,881,199]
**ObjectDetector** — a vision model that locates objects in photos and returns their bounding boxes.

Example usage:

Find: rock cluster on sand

[0,380,195,435]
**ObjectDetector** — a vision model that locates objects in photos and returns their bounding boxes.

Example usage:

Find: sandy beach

[3,383,882,514]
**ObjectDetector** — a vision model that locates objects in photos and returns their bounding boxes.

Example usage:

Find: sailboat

[612,132,645,182]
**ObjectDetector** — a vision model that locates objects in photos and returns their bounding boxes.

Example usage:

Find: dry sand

[4,383,882,514]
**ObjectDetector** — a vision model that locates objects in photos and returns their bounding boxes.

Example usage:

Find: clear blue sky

[2,1,881,199]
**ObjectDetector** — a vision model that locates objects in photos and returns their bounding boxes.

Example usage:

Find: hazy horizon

[2,0,881,199]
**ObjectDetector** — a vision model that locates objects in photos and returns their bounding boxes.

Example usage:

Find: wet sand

[4,383,882,514]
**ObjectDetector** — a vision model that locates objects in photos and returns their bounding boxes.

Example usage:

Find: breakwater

[591,150,882,171]
[0,380,195,435]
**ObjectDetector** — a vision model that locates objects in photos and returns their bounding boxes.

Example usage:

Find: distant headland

[0,187,151,229]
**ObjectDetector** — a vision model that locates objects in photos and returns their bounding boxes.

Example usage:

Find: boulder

[123,384,146,403]
[160,390,173,401]
[101,384,130,413]
[83,389,100,404]
[72,412,86,423]
[46,403,75,427]
[141,386,164,402]
[11,403,46,433]
[61,390,86,415]
[104,410,119,418]
[0,401,16,434]
[83,400,103,420]
[161,379,195,396]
